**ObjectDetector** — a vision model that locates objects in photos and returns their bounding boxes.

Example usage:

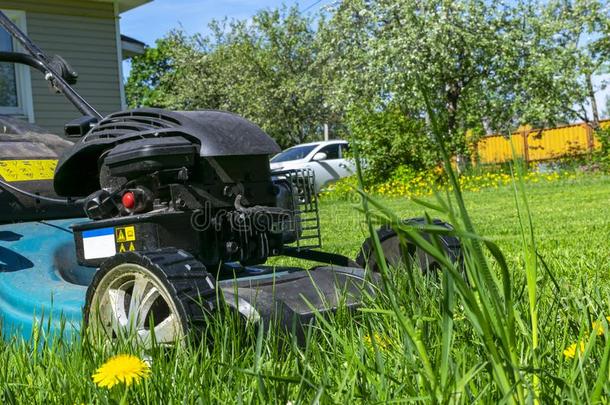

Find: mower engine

[54,109,321,268]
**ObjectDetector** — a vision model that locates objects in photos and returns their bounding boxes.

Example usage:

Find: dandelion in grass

[363,333,391,351]
[563,341,586,359]
[92,354,150,388]
[592,321,605,336]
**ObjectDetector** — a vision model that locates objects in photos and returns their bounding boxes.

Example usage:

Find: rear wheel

[84,248,216,347]
[356,218,461,274]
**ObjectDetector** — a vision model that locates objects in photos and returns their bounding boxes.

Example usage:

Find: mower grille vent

[284,168,322,251]
[84,111,181,142]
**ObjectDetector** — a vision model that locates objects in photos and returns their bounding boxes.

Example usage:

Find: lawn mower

[0,12,461,346]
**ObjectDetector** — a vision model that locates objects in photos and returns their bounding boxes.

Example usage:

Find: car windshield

[271,144,318,163]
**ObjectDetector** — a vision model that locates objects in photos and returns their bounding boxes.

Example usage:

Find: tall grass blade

[509,145,539,402]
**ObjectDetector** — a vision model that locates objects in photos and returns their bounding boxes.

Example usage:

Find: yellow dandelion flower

[593,321,605,336]
[563,341,586,359]
[92,354,151,389]
[363,333,392,351]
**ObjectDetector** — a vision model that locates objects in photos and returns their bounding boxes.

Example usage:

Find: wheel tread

[355,218,463,271]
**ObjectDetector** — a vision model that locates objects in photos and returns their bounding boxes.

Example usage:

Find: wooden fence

[473,120,608,164]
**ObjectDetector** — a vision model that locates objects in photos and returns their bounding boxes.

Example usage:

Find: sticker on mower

[115,226,136,253]
[0,159,58,182]
[82,227,116,260]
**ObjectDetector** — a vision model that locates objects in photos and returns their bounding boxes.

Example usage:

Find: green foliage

[511,0,610,128]
[596,127,610,154]
[346,105,437,182]
[207,7,331,148]
[591,127,610,171]
[125,33,190,108]
[320,0,603,150]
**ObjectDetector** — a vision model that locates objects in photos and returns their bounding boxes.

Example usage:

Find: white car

[270,140,355,192]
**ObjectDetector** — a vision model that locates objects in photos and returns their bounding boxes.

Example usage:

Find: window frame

[338,142,349,158]
[316,143,341,161]
[0,9,34,122]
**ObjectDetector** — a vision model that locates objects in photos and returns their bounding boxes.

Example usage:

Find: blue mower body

[0,219,92,339]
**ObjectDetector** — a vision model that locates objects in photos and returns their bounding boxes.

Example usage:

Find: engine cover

[54,108,281,197]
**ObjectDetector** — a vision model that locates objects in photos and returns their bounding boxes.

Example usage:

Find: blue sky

[120,0,321,46]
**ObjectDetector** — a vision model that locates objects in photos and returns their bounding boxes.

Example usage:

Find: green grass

[277,174,610,281]
[1,174,609,403]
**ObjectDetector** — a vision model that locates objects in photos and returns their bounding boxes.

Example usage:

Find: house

[0,0,151,134]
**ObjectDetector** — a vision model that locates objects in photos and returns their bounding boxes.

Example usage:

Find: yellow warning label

[0,159,58,182]
[115,226,136,243]
[118,242,136,253]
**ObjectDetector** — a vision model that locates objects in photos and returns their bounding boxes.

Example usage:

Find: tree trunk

[447,84,466,173]
[446,86,459,140]
[586,73,600,130]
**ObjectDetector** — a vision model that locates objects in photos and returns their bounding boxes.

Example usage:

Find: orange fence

[473,120,607,164]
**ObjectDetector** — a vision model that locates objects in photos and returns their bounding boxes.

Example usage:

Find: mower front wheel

[84,248,216,347]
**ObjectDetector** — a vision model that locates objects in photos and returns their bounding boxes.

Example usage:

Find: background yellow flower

[563,341,586,359]
[592,321,605,336]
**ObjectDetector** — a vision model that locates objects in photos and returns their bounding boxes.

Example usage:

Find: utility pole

[324,123,329,141]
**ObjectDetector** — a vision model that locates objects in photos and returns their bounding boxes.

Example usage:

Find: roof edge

[93,0,152,14]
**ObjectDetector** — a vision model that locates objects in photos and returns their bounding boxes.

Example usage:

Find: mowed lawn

[284,174,610,285]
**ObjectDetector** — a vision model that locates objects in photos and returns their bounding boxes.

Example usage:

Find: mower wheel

[84,248,216,347]
[355,218,462,274]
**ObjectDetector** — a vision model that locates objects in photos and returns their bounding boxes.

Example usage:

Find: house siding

[1,0,122,134]
[1,0,116,19]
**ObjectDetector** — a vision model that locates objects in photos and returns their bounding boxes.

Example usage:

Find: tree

[126,33,192,108]
[346,104,437,181]
[126,6,332,148]
[527,0,610,130]
[321,0,530,153]
[322,0,610,139]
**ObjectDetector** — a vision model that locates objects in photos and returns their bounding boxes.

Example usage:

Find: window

[318,144,340,160]
[271,144,317,163]
[0,10,33,121]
